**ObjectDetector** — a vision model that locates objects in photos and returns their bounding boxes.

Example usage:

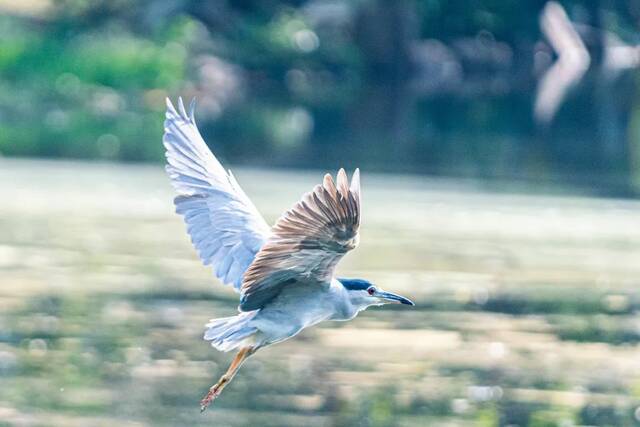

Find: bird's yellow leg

[200,346,255,412]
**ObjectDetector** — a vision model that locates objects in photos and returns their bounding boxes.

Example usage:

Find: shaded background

[1,1,640,426]
[2,0,640,195]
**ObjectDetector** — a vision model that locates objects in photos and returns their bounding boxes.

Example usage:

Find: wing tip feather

[165,96,197,124]
[165,97,179,119]
[336,168,349,197]
[322,173,336,194]
[188,97,197,122]
[350,168,361,196]
[178,96,188,119]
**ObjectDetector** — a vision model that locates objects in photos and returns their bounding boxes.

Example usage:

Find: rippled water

[1,159,640,426]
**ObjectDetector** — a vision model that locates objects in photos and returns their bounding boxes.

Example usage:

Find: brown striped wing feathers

[239,168,361,311]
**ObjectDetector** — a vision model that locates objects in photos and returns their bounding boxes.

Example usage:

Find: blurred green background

[1,1,640,426]
[2,0,640,194]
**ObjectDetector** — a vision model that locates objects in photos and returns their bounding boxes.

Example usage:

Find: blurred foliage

[0,8,190,161]
[1,0,640,196]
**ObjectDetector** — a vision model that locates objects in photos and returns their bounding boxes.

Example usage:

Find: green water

[1,159,640,426]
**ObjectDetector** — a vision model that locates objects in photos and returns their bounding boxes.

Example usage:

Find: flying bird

[163,97,414,412]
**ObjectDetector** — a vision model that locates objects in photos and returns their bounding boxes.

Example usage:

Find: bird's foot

[199,347,255,413]
[199,389,216,412]
[200,376,228,412]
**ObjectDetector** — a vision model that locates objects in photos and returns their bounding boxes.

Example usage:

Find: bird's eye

[367,287,376,296]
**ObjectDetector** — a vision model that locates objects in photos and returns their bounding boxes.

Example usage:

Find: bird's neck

[328,279,368,321]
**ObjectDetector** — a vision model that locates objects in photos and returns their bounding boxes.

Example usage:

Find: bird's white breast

[249,279,352,345]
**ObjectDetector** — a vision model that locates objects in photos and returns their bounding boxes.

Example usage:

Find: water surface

[1,159,640,426]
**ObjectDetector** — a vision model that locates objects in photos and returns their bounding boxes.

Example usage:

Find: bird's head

[339,278,414,311]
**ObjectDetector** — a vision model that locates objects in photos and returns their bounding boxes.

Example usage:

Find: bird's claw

[200,396,213,412]
[200,391,215,412]
[200,385,221,412]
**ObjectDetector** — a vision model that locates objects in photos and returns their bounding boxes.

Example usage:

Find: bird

[162,97,415,412]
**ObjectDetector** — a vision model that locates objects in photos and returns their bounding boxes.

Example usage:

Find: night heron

[163,98,414,412]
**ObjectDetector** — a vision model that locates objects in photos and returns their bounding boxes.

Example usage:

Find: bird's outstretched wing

[239,169,361,311]
[163,97,270,291]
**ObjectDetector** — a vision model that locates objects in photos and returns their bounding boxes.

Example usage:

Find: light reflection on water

[1,159,640,426]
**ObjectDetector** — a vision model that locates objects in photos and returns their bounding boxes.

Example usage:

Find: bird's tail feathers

[204,311,258,352]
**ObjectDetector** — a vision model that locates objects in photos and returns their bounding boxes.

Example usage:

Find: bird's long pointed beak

[377,291,415,306]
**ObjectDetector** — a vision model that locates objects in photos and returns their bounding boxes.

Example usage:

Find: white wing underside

[163,98,270,291]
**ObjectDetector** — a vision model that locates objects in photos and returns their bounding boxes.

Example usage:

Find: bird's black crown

[338,278,372,291]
